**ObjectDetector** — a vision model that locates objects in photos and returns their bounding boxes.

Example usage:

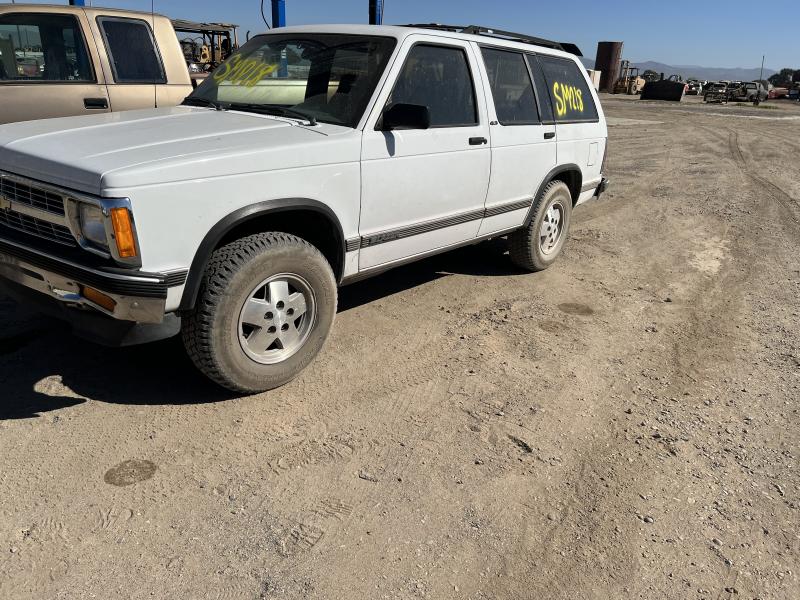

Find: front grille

[0,210,76,246]
[0,176,66,216]
[0,172,76,247]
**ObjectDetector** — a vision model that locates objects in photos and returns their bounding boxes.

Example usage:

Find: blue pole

[369,0,383,25]
[271,0,287,76]
[271,0,286,28]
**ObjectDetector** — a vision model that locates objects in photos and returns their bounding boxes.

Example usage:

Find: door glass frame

[0,12,97,85]
[96,15,166,84]
[373,40,483,131]
[479,45,542,126]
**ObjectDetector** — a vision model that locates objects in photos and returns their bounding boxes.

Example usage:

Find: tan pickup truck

[0,4,192,124]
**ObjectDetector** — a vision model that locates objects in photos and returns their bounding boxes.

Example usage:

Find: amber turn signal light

[110,207,137,258]
[82,286,117,312]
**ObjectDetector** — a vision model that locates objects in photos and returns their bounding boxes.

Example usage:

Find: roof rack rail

[401,24,582,57]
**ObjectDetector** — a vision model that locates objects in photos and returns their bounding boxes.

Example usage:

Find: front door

[0,11,110,124]
[359,39,490,270]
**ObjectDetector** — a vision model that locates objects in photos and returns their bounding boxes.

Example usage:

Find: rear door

[359,37,491,270]
[476,46,556,236]
[535,53,605,205]
[0,10,109,124]
[91,15,165,112]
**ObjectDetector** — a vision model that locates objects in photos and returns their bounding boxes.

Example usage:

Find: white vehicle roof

[257,24,580,62]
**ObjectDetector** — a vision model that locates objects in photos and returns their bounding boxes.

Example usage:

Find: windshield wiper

[182,97,227,111]
[227,103,318,126]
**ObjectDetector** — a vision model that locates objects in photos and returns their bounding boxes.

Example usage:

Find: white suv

[0,24,608,392]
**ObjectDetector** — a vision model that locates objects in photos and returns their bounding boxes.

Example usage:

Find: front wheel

[509,180,573,272]
[182,232,337,393]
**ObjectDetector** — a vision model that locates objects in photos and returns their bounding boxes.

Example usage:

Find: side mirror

[382,103,431,131]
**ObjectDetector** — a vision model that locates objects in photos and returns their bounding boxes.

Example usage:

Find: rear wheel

[509,180,573,272]
[182,232,337,393]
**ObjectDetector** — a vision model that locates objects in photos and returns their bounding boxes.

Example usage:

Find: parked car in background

[686,80,703,95]
[0,4,192,124]
[768,87,788,99]
[746,82,768,102]
[704,82,729,103]
[728,81,767,102]
[0,24,609,392]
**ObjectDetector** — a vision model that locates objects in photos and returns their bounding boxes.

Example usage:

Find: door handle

[544,131,556,140]
[84,97,109,109]
[469,136,488,145]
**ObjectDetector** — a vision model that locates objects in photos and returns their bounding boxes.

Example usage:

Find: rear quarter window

[537,55,598,123]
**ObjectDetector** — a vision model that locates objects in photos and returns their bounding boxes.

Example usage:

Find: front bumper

[0,236,184,324]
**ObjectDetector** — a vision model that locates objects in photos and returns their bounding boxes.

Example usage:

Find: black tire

[182,232,337,393]
[509,180,573,272]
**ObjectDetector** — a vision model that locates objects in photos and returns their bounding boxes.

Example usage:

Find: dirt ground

[1,95,799,600]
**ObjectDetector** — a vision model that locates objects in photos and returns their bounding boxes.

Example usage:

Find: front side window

[481,47,539,125]
[98,17,165,84]
[0,13,93,83]
[388,44,477,128]
[188,33,396,127]
[538,55,599,123]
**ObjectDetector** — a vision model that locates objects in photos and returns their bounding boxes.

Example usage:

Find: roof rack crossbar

[401,24,582,57]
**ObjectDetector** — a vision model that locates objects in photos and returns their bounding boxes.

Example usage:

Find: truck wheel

[509,180,573,272]
[182,232,337,393]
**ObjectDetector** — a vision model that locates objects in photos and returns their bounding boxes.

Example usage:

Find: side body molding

[178,198,346,311]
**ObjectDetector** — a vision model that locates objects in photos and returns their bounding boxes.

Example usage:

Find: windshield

[186,33,397,127]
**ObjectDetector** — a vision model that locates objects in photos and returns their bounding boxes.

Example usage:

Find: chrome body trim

[0,170,142,268]
[0,249,165,323]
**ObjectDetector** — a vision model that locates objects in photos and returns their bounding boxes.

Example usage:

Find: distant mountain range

[579,58,775,82]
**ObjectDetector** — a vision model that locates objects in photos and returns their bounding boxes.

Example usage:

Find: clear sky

[7,0,798,70]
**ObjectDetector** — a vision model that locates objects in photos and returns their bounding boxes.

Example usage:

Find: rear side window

[481,48,539,125]
[0,13,93,83]
[537,55,598,123]
[388,44,477,127]
[98,17,165,84]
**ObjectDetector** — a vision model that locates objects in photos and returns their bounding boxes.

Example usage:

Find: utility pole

[753,55,765,105]
[271,1,287,76]
[369,0,383,25]
[271,0,286,28]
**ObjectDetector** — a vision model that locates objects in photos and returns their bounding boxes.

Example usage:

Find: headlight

[79,203,108,249]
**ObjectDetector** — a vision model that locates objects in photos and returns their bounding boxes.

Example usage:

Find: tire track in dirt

[492,118,763,597]
[727,131,800,227]
[698,124,800,229]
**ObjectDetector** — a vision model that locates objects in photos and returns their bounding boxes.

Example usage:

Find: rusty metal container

[595,41,623,93]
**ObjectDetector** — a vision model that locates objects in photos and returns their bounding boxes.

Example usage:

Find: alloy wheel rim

[237,273,316,365]
[539,199,565,255]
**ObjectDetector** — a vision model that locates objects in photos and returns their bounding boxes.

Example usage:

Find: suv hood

[0,107,353,195]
